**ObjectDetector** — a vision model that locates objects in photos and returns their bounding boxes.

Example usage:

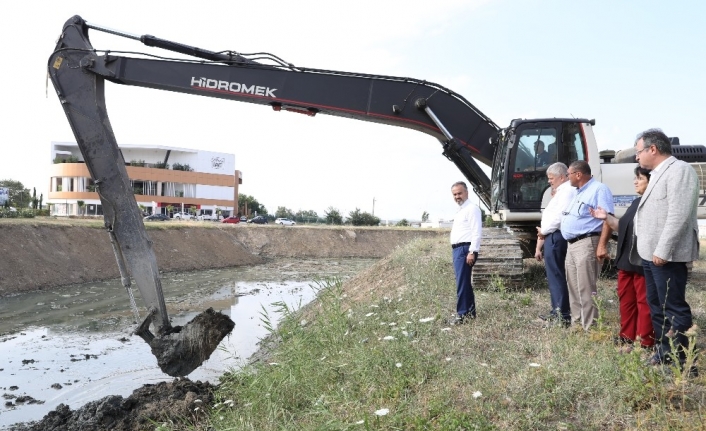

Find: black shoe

[645,353,670,367]
[450,313,476,325]
[538,311,559,322]
[683,365,699,378]
[613,336,634,346]
[450,315,465,325]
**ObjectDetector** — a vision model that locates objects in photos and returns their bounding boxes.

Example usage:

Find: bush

[324,207,343,225]
[483,215,503,227]
[0,208,35,218]
[172,163,193,171]
[347,208,380,226]
[53,155,81,163]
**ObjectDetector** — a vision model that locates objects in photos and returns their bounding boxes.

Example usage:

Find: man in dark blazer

[633,128,699,370]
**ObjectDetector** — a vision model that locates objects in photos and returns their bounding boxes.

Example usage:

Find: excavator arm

[47,16,501,374]
[50,16,499,206]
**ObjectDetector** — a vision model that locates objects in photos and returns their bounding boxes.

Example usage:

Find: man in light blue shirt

[560,160,614,330]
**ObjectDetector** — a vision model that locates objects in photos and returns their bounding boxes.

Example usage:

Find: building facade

[48,142,241,218]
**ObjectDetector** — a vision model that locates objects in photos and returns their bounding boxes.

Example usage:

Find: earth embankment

[0,220,445,296]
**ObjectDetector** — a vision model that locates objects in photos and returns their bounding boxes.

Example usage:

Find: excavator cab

[493,119,588,213]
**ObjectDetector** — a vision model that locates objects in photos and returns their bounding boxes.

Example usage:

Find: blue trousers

[452,245,476,317]
[544,231,571,321]
[642,259,692,363]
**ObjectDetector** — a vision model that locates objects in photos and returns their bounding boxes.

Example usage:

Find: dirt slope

[0,220,445,296]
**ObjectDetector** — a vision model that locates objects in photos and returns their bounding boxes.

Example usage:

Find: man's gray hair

[451,181,468,190]
[546,162,568,177]
[635,128,672,155]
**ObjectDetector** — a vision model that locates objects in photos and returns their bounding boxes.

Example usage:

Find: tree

[31,188,37,210]
[0,179,30,208]
[347,208,380,226]
[77,200,85,216]
[421,211,429,222]
[324,206,343,225]
[239,194,268,216]
[295,209,318,223]
[166,205,175,217]
[275,206,294,219]
[396,218,410,227]
[38,194,43,210]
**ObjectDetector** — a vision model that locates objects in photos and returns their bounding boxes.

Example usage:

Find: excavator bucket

[147,308,235,377]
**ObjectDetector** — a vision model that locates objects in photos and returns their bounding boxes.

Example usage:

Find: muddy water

[0,258,375,428]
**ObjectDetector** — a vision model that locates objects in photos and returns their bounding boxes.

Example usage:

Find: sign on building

[0,187,8,206]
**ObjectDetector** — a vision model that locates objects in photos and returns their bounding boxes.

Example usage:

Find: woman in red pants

[590,166,655,351]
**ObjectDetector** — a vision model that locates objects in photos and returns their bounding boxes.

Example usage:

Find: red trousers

[617,270,654,347]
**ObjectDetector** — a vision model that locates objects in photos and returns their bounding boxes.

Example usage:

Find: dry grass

[0,216,442,232]
[187,236,706,431]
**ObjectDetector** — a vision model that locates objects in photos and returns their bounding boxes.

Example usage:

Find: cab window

[506,126,558,209]
[561,123,585,164]
[512,128,558,172]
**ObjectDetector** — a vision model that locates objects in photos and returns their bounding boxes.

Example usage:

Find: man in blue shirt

[560,160,614,330]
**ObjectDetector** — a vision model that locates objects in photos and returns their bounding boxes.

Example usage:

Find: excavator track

[473,227,525,290]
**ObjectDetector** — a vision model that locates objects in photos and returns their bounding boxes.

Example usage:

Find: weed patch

[178,237,706,430]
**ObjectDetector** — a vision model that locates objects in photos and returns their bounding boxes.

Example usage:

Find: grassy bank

[167,237,705,430]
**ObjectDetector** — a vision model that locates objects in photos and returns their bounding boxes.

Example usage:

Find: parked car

[247,215,268,224]
[239,215,248,222]
[172,212,193,220]
[275,218,296,226]
[221,216,241,224]
[197,210,221,221]
[144,213,170,222]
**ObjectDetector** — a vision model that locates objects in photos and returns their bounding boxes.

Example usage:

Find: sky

[1,0,705,222]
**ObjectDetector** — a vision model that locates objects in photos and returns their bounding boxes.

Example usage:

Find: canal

[0,258,376,428]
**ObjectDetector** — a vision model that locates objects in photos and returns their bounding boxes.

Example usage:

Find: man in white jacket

[633,128,699,372]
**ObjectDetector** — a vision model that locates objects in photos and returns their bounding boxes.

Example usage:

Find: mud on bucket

[148,308,235,377]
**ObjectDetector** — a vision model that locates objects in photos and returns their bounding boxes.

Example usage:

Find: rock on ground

[8,378,215,431]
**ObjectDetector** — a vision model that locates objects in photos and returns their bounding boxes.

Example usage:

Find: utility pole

[372,197,376,216]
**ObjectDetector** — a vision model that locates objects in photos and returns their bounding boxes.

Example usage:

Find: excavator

[48,16,706,374]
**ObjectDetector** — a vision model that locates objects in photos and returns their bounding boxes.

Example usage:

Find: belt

[567,232,600,244]
[451,242,471,249]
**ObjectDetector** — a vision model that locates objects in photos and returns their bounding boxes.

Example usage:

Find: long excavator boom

[47,16,509,375]
[51,16,499,207]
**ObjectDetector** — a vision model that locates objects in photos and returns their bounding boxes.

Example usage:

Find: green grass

[161,237,706,430]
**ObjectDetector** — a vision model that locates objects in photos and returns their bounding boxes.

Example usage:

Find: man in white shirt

[535,163,576,326]
[450,181,483,324]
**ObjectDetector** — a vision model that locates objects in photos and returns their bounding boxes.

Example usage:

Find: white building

[48,142,242,218]
[420,219,454,228]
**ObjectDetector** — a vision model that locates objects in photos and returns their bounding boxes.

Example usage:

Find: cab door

[505,121,587,211]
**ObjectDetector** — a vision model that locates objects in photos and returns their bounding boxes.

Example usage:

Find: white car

[275,218,296,226]
[172,212,193,220]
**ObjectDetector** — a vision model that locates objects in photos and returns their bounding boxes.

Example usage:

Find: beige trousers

[565,235,602,330]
